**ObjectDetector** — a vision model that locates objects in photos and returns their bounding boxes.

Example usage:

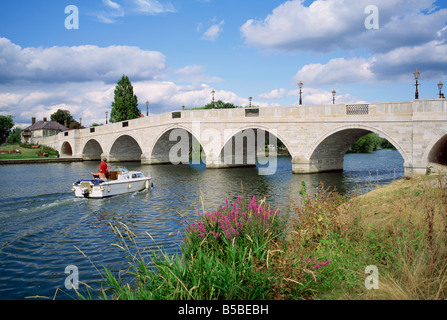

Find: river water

[0,150,403,300]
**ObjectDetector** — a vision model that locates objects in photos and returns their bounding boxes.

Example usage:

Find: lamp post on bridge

[332,89,336,104]
[211,89,215,109]
[105,110,108,124]
[146,100,149,116]
[438,81,444,98]
[298,81,303,105]
[413,68,420,99]
[249,96,252,107]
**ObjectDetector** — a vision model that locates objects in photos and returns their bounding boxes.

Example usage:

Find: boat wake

[0,193,81,220]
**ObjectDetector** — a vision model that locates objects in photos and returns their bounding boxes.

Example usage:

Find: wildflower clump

[183,195,281,257]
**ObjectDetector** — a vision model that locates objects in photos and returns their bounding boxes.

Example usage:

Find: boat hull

[73,178,151,198]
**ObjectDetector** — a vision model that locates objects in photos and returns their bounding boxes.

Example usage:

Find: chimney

[32,117,36,125]
[43,117,47,122]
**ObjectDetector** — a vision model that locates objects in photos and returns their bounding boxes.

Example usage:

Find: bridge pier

[205,157,256,169]
[403,162,429,176]
[141,153,172,165]
[102,153,141,163]
[292,156,344,174]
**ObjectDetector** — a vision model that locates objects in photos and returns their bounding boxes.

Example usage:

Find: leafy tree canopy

[7,128,22,144]
[0,115,14,144]
[202,100,239,109]
[50,109,74,126]
[110,75,140,123]
[348,133,396,153]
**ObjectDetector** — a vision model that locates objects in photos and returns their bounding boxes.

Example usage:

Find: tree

[110,75,140,123]
[7,128,22,144]
[349,133,383,153]
[202,100,239,109]
[51,109,74,127]
[68,120,82,130]
[0,115,14,144]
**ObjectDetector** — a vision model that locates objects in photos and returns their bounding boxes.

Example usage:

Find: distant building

[22,117,68,143]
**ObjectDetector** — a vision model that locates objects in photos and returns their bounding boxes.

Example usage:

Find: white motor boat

[72,166,152,198]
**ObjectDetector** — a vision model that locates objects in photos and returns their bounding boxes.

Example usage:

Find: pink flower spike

[315,264,320,269]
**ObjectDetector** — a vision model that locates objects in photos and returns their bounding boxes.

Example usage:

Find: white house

[22,117,68,143]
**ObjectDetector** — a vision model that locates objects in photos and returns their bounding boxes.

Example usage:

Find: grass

[281,174,447,300]
[0,144,58,159]
[73,174,447,300]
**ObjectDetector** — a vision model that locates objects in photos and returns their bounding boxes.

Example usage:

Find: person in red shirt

[100,158,109,179]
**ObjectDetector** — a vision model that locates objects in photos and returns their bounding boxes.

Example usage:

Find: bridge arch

[301,124,408,173]
[216,125,290,169]
[81,139,103,161]
[61,141,73,157]
[426,133,447,166]
[147,125,205,165]
[108,134,143,162]
[220,124,292,156]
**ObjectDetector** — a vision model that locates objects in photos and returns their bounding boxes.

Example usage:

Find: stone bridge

[32,99,447,176]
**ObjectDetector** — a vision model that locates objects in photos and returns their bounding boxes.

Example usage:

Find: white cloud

[0,38,167,84]
[240,0,447,53]
[0,82,115,128]
[1,79,262,129]
[131,0,176,15]
[0,37,263,128]
[134,81,266,112]
[288,87,361,105]
[102,0,121,9]
[258,88,287,100]
[370,40,447,81]
[293,40,447,86]
[202,20,224,41]
[294,57,375,86]
[175,65,222,83]
[96,0,175,23]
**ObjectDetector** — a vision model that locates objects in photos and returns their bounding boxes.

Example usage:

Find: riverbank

[0,157,83,165]
[91,173,447,300]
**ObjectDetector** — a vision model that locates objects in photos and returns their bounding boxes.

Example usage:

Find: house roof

[24,121,68,132]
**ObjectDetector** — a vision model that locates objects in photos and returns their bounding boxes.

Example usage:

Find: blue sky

[1,0,447,127]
